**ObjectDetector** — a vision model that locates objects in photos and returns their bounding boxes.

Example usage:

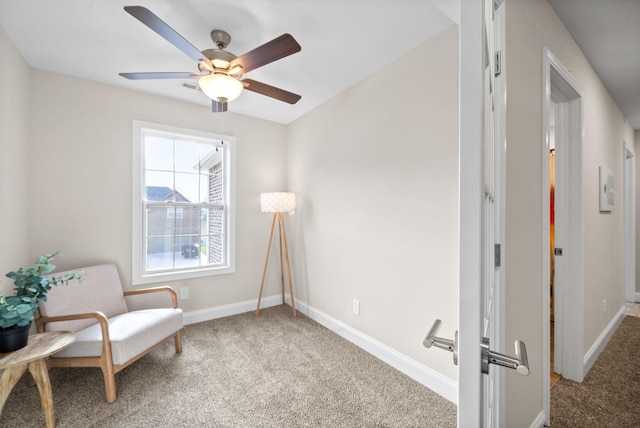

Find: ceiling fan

[119,5,302,112]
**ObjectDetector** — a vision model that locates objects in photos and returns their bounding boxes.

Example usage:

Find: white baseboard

[182,295,458,404]
[529,410,547,428]
[583,304,626,375]
[293,299,458,404]
[183,295,282,325]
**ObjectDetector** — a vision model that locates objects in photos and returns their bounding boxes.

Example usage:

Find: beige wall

[505,0,634,424]
[0,26,31,293]
[23,69,287,311]
[286,26,459,380]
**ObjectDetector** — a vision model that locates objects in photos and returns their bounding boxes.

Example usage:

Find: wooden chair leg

[174,331,183,353]
[101,365,117,403]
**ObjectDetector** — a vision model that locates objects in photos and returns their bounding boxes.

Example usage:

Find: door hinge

[495,243,501,267]
[495,50,502,76]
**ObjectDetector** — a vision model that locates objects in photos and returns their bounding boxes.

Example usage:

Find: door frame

[624,140,636,302]
[541,47,585,421]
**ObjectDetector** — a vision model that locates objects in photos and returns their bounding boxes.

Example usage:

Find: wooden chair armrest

[36,311,111,343]
[124,286,179,308]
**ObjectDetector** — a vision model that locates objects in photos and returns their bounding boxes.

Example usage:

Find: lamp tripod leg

[256,213,277,315]
[279,212,296,317]
[279,218,285,304]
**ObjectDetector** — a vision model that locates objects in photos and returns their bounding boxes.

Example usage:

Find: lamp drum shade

[261,192,295,213]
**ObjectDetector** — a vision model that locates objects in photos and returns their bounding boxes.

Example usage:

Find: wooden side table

[0,331,75,428]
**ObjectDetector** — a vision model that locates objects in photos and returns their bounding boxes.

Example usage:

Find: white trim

[583,305,625,374]
[131,120,236,285]
[293,300,458,404]
[541,47,585,424]
[182,296,458,404]
[636,292,640,302]
[529,411,547,428]
[183,295,282,325]
[624,140,636,302]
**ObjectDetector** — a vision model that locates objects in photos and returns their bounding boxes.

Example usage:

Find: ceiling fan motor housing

[201,48,238,72]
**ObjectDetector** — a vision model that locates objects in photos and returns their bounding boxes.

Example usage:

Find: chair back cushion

[40,264,129,332]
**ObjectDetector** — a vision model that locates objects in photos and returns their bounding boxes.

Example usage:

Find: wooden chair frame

[35,286,182,403]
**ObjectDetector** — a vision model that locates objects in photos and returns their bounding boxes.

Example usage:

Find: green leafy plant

[0,252,83,329]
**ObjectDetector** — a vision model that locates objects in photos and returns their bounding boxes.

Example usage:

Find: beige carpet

[1,305,456,427]
[551,314,640,427]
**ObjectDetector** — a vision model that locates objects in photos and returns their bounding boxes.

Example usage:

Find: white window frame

[132,120,236,285]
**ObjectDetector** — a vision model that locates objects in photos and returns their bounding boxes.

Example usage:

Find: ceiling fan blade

[230,34,301,74]
[212,100,228,113]
[119,72,202,80]
[242,79,301,104]
[124,6,213,71]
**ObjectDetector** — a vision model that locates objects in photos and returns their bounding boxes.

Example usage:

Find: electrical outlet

[180,287,189,300]
[602,299,607,315]
[352,299,360,315]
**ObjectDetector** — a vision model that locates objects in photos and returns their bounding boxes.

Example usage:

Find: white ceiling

[0,0,455,124]
[548,0,640,130]
[4,2,635,129]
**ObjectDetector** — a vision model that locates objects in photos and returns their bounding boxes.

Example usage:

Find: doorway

[548,104,560,388]
[624,140,636,303]
[542,48,585,423]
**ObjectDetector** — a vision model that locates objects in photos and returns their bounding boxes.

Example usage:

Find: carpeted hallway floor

[550,303,640,427]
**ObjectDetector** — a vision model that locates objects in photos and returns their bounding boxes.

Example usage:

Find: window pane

[145,136,174,171]
[146,171,174,201]
[198,144,217,172]
[175,140,199,173]
[176,206,200,237]
[176,236,200,269]
[147,206,174,237]
[146,237,174,271]
[175,172,198,203]
[209,168,224,203]
[206,207,224,235]
[205,234,225,265]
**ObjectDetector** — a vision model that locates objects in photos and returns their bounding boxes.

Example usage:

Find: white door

[451,0,528,426]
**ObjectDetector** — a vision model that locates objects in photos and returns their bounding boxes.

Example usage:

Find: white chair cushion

[52,308,183,365]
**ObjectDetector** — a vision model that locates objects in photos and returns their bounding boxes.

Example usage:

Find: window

[132,121,235,285]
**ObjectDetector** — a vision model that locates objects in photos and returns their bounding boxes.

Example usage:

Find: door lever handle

[423,319,458,365]
[481,337,529,376]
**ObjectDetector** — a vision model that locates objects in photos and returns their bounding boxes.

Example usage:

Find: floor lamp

[256,192,297,317]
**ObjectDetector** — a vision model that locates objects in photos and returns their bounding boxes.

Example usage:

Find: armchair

[35,264,183,403]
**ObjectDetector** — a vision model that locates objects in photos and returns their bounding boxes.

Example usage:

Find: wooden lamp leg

[279,217,285,304]
[279,212,297,317]
[256,213,278,315]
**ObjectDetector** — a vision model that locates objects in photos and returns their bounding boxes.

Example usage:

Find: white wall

[286,26,459,381]
[0,26,31,294]
[505,0,634,425]
[24,69,287,312]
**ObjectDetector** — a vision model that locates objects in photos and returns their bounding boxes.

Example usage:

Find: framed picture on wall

[599,165,614,212]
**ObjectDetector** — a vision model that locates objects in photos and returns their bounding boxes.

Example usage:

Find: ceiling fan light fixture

[198,73,243,102]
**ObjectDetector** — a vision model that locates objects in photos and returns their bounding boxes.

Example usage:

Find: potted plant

[0,251,82,352]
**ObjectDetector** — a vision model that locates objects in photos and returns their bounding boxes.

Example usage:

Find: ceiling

[548,0,640,130]
[2,1,636,129]
[0,0,455,124]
